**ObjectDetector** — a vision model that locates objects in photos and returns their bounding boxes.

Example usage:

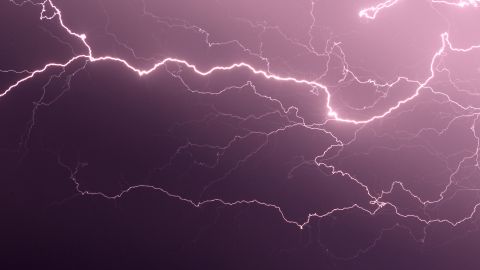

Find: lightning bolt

[5,0,480,260]
[359,0,480,20]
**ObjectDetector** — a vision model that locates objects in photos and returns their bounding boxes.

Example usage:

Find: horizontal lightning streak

[0,0,441,125]
[359,0,480,20]
[6,0,480,241]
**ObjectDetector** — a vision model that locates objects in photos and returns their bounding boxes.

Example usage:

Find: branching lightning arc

[5,0,480,260]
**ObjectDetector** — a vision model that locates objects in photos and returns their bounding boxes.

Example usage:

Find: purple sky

[3,0,480,269]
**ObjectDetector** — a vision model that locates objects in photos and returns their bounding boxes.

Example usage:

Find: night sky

[3,0,480,269]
